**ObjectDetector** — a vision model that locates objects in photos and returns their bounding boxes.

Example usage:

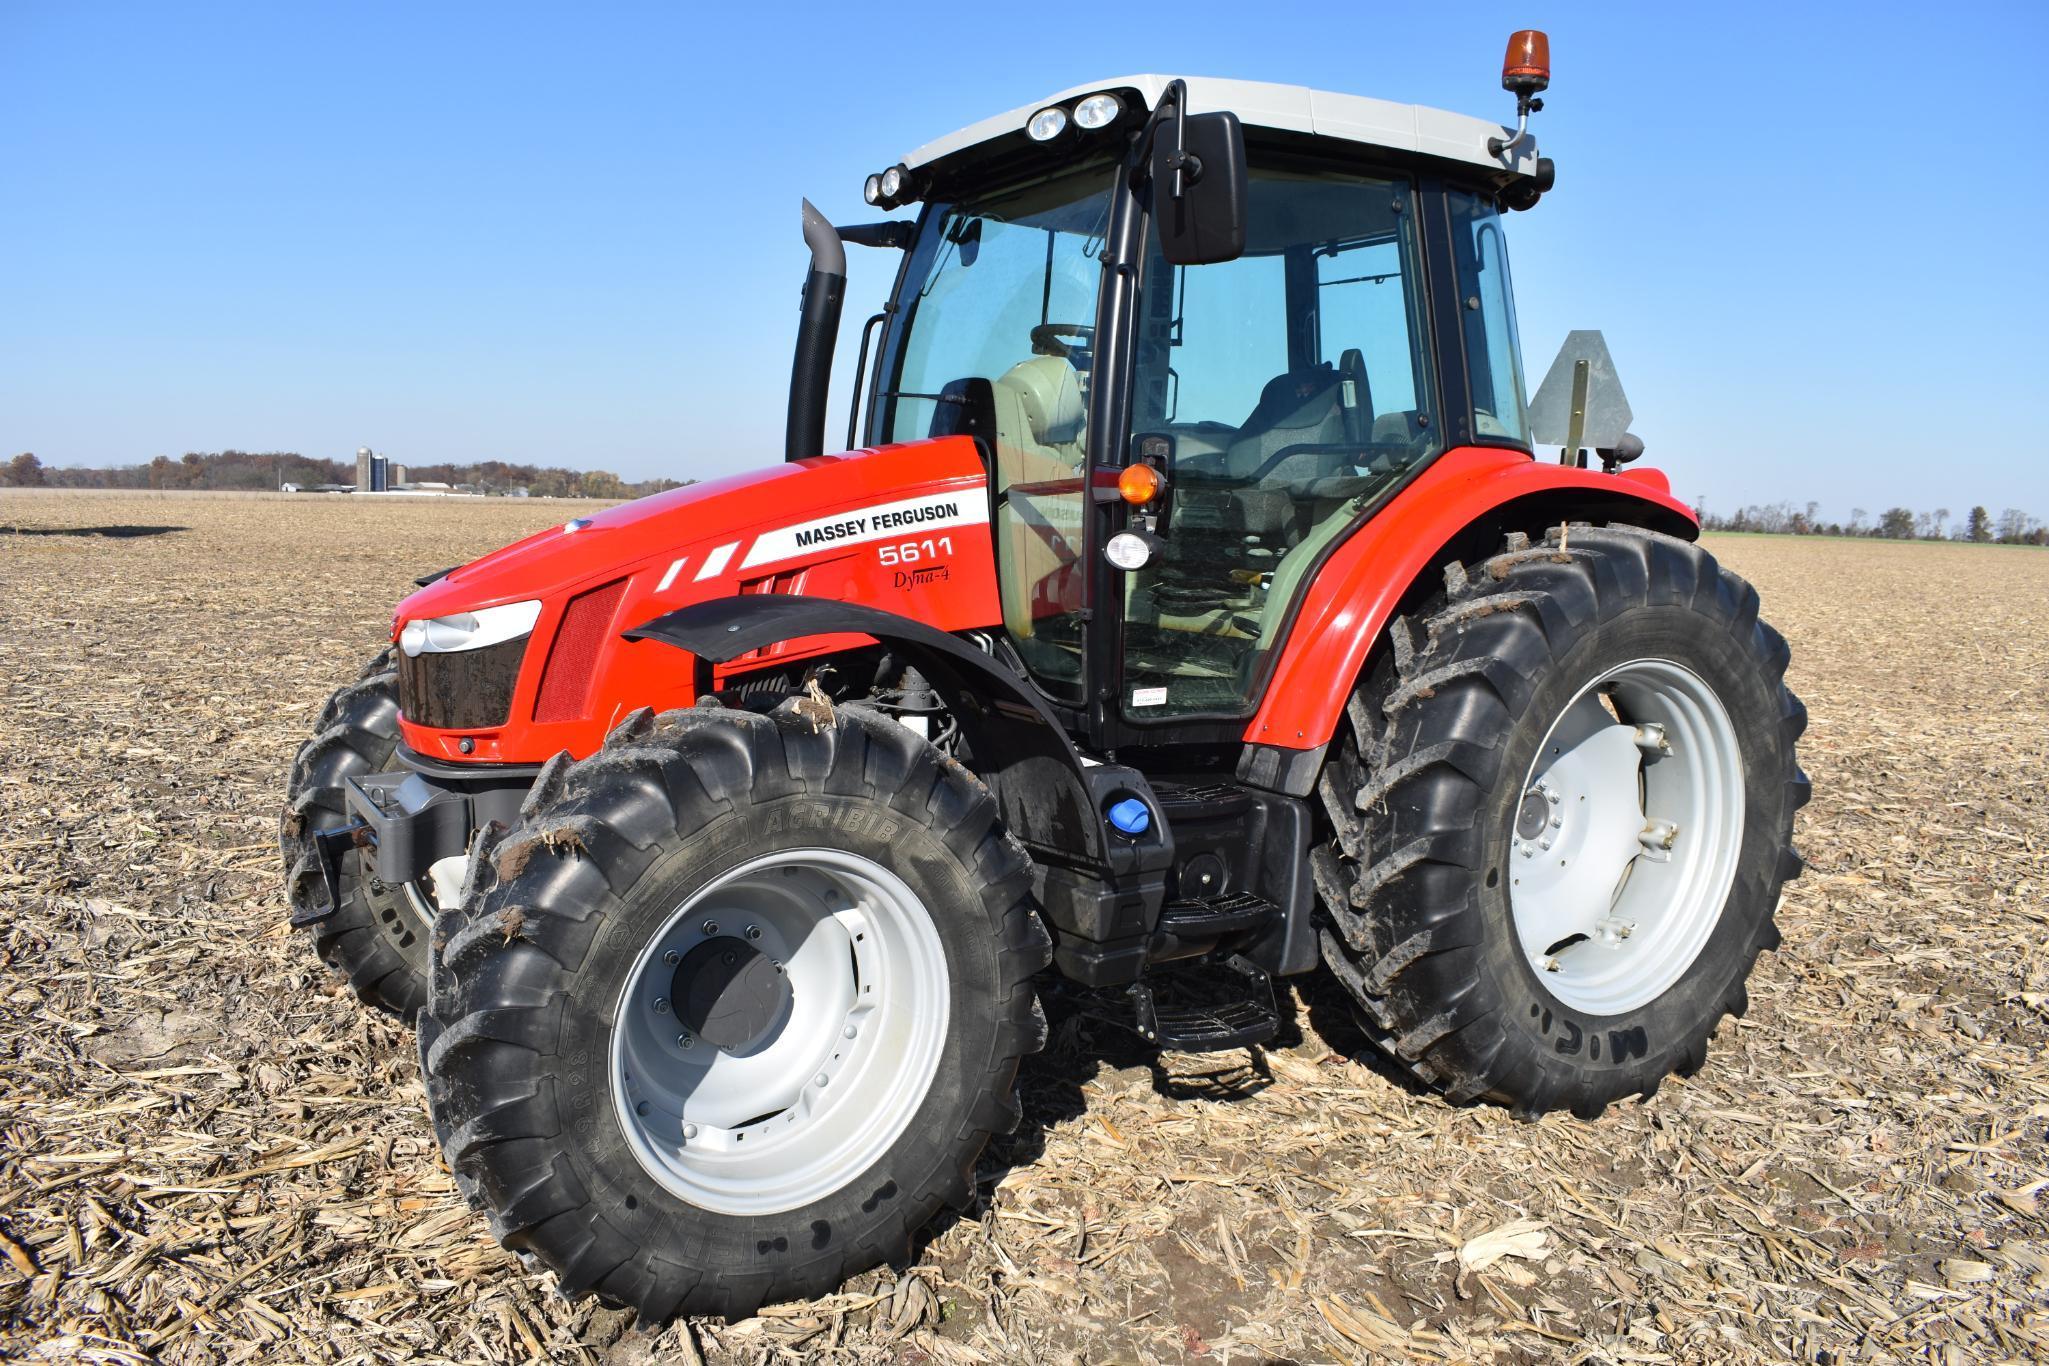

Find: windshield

[1120,164,1439,719]
[879,163,1116,700]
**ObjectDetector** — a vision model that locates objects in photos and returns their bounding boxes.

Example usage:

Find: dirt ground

[2,490,2045,1364]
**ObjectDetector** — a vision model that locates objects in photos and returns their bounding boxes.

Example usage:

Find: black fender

[627,595,1145,876]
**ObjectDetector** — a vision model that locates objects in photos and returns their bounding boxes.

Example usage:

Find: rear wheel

[421,703,1049,1320]
[1315,525,1808,1118]
[280,649,433,1022]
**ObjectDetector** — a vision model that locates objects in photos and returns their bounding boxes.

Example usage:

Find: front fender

[628,595,1133,874]
[1242,447,1696,766]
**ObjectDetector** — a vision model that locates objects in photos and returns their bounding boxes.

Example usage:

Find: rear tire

[1315,525,1809,1118]
[281,649,432,1022]
[420,703,1050,1321]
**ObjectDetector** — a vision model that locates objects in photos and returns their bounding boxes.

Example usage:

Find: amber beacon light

[1488,29,1551,159]
[1501,29,1550,95]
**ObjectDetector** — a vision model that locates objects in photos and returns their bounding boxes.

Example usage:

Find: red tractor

[284,39,1805,1321]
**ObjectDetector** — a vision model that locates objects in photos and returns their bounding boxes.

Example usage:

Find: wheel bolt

[701,920,719,936]
[844,1025,858,1040]
[683,1123,698,1140]
[677,1032,694,1049]
[653,998,670,1014]
[663,950,680,966]
[635,1100,649,1116]
[815,1072,829,1087]
[746,925,762,940]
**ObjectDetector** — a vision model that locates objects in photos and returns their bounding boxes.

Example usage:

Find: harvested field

[2,490,2046,1364]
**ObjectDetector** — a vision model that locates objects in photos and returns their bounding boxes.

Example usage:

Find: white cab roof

[903,74,1538,177]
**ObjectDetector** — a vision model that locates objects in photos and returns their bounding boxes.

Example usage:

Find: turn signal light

[1502,29,1550,95]
[1117,462,1162,505]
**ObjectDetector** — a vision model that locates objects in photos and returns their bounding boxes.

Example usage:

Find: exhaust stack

[785,199,847,461]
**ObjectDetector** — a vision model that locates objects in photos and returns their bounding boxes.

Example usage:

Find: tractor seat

[990,356,1086,486]
[1223,366,1347,481]
[990,355,1088,646]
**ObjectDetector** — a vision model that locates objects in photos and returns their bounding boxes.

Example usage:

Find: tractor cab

[833,74,1557,740]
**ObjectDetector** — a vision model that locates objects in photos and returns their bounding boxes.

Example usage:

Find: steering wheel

[1030,323,1095,360]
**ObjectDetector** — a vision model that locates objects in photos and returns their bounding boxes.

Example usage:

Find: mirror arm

[1128,78,1193,193]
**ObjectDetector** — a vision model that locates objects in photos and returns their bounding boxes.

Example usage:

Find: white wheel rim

[610,848,950,1216]
[1507,658,1745,1016]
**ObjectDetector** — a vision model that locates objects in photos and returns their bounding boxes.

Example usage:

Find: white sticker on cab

[1131,686,1169,708]
[740,491,988,570]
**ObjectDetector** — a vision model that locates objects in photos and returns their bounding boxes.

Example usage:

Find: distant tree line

[2,451,686,499]
[1696,498,2048,546]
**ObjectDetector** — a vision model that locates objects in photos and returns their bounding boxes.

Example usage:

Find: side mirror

[1150,111,1247,266]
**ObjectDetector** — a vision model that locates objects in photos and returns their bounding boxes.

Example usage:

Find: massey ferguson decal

[739,491,988,569]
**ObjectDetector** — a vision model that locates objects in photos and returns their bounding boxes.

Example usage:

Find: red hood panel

[399,440,990,621]
[392,438,1003,763]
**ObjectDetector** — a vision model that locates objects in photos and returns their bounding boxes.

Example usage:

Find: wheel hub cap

[671,938,789,1053]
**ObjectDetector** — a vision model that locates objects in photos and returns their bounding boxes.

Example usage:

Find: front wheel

[280,650,434,1021]
[1316,524,1809,1118]
[421,703,1050,1321]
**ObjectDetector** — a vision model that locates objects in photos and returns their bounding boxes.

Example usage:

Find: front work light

[1073,93,1122,130]
[879,165,907,200]
[1104,531,1155,571]
[864,173,884,205]
[399,599,542,657]
[1026,106,1068,141]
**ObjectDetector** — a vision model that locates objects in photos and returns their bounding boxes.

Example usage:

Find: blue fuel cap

[1107,798,1151,837]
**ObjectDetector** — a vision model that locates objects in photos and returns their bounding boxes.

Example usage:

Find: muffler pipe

[785,198,847,461]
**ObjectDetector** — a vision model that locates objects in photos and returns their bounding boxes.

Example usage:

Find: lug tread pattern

[417,704,1048,1323]
[279,658,429,1021]
[1314,524,1806,1117]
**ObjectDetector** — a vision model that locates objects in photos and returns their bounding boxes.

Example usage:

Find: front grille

[397,634,529,730]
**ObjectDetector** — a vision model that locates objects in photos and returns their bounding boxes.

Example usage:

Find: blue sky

[4,1,2044,521]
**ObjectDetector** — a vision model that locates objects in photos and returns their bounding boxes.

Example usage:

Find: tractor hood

[398,439,991,624]
[390,437,1003,763]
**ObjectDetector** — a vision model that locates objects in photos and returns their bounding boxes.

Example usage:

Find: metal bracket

[292,821,370,926]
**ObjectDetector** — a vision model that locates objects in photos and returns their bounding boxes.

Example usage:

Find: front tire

[1316,524,1809,1118]
[421,703,1050,1321]
[281,649,433,1021]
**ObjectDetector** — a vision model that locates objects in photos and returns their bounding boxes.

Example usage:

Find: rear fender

[1239,447,1696,791]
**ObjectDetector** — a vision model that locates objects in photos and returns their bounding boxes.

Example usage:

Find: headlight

[864,173,884,205]
[1074,93,1122,130]
[879,165,906,199]
[399,599,542,657]
[1026,106,1068,142]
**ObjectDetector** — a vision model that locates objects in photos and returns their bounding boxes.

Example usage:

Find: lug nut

[683,1123,698,1140]
[746,925,763,940]
[844,1025,858,1040]
[653,998,670,1014]
[701,920,719,936]
[815,1073,829,1087]
[663,950,680,966]
[677,1032,694,1049]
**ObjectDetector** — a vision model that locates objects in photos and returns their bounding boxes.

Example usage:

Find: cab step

[1129,954,1279,1053]
[1155,890,1279,939]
